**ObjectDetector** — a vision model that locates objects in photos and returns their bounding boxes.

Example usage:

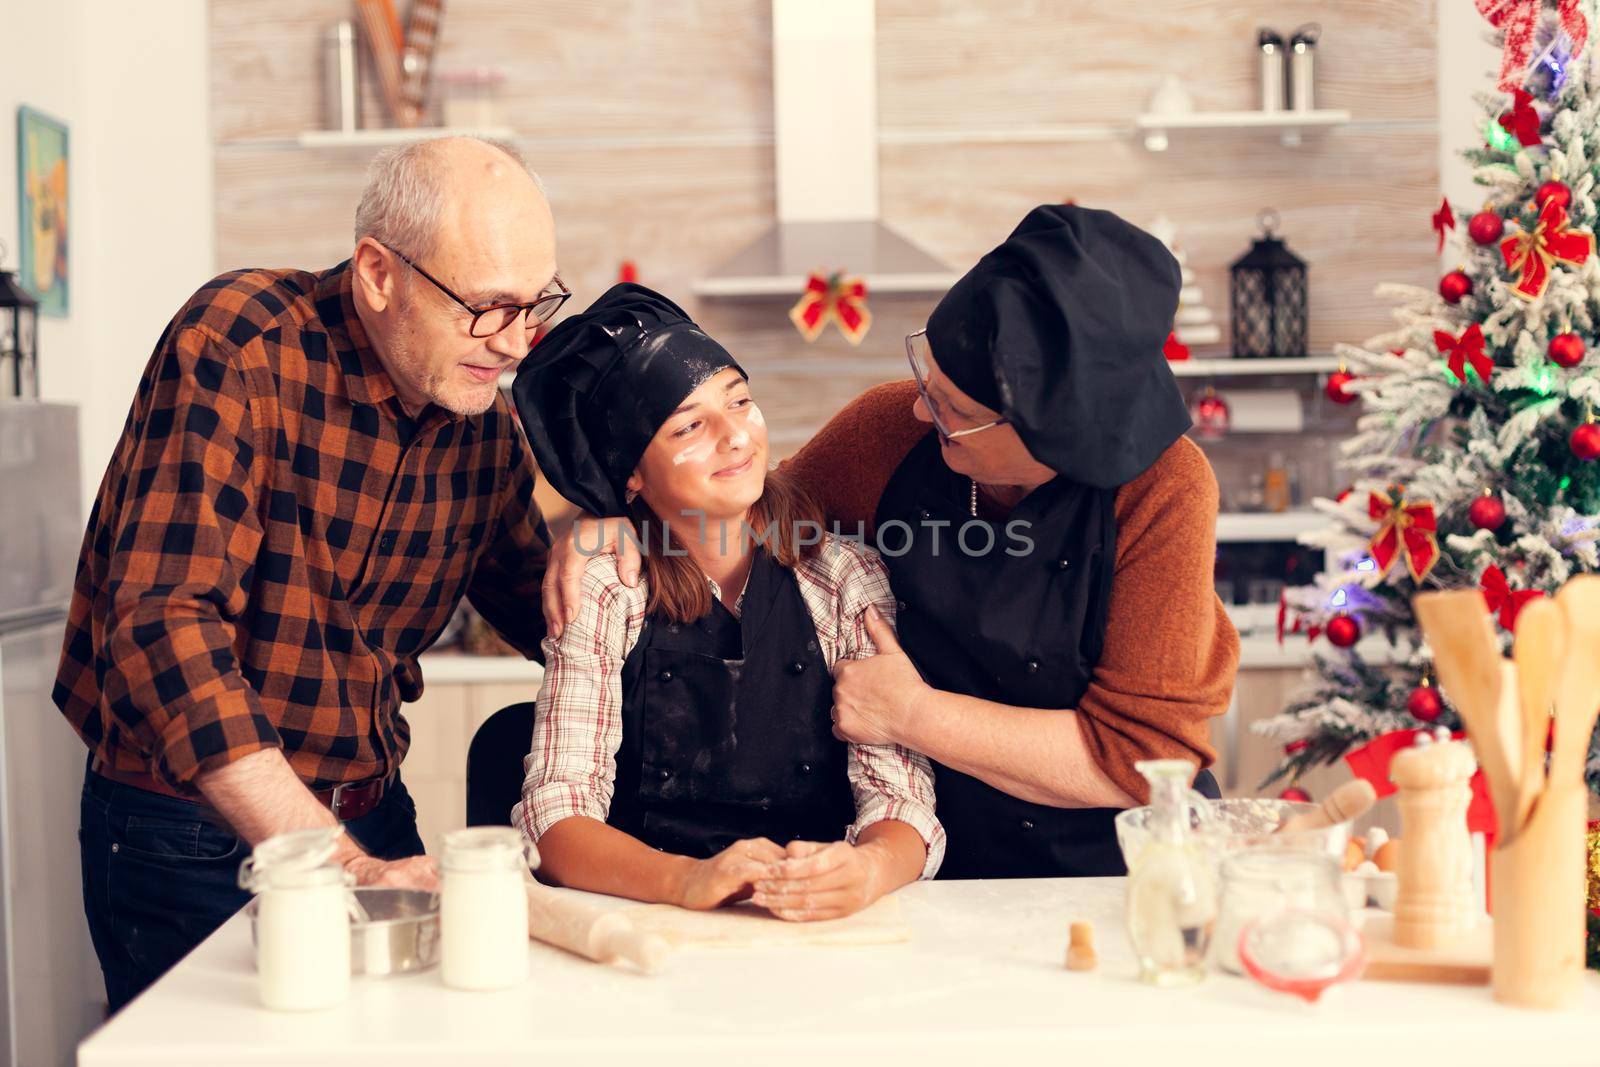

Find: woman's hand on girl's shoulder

[542,514,643,638]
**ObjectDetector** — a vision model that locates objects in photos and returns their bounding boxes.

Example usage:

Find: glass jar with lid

[440,826,535,990]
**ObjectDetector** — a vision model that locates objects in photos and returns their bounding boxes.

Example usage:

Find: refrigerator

[0,403,101,1066]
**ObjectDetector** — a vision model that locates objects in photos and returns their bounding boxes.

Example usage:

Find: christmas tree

[1256,1,1600,802]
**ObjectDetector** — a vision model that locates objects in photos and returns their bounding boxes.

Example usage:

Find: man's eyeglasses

[392,248,572,339]
[905,329,1006,442]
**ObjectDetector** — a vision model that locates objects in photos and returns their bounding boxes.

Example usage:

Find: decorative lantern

[0,243,39,399]
[1229,210,1308,359]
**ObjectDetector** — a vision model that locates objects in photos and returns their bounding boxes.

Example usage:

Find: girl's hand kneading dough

[750,840,893,922]
[673,838,788,910]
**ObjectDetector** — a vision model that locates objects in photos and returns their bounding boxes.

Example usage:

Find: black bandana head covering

[512,283,745,515]
[925,204,1191,489]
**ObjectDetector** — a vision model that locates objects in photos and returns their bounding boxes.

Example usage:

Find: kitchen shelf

[1216,510,1323,542]
[1136,109,1351,150]
[295,126,516,149]
[1169,356,1340,378]
[416,652,543,685]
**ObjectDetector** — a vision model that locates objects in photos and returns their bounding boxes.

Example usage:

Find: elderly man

[55,137,561,1010]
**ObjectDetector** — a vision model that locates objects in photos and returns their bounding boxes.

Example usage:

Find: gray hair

[353,136,542,260]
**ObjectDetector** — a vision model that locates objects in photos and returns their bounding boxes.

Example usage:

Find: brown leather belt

[89,759,391,822]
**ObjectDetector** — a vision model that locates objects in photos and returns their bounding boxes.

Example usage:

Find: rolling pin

[525,884,671,974]
[1277,778,1377,834]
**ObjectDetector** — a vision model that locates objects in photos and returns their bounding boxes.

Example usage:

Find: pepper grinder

[1257,29,1286,112]
[1289,24,1321,112]
[1390,735,1479,950]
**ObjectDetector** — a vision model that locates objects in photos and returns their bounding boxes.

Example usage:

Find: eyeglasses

[391,248,572,339]
[905,329,1006,442]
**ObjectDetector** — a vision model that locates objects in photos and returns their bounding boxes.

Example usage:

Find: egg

[1364,827,1389,856]
[1373,839,1400,872]
[1343,838,1367,871]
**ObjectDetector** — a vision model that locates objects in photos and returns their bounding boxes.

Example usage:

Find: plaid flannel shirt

[53,261,549,792]
[512,535,945,879]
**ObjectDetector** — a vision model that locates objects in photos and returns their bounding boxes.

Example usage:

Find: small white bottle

[239,827,353,1011]
[440,826,534,990]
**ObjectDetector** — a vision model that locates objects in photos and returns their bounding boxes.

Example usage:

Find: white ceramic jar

[440,826,533,990]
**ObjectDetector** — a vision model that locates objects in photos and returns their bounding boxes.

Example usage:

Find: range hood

[693,0,958,298]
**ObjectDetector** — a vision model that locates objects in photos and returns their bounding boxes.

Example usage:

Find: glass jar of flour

[440,826,534,990]
[238,827,354,1011]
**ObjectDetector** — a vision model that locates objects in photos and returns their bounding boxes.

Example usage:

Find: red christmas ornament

[1572,423,1600,460]
[1189,387,1230,439]
[1536,181,1573,212]
[1549,332,1586,368]
[1284,740,1310,756]
[1326,613,1361,648]
[1468,491,1507,531]
[1325,370,1359,405]
[1467,210,1505,245]
[1407,684,1445,723]
[1279,786,1313,803]
[1439,270,1473,304]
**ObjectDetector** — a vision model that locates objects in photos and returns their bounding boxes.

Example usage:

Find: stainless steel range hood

[693,0,957,298]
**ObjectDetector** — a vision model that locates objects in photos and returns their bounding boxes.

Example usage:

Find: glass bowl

[1114,796,1352,874]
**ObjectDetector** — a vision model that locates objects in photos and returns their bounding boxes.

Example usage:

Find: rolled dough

[618,893,911,948]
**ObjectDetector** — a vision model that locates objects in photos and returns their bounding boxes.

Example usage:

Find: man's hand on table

[542,514,641,639]
[830,605,928,748]
[342,852,439,892]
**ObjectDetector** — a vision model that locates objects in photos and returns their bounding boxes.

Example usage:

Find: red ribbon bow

[1480,564,1544,631]
[1500,198,1595,300]
[1497,87,1544,147]
[1433,323,1492,384]
[1368,490,1440,583]
[1477,0,1588,92]
[1432,197,1456,252]
[789,271,872,345]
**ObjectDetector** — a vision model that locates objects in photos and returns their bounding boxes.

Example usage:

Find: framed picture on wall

[16,106,69,317]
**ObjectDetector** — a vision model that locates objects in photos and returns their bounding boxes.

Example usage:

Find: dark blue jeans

[79,764,425,1013]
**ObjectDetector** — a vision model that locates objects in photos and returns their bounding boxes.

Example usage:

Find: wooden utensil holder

[1490,784,1587,1010]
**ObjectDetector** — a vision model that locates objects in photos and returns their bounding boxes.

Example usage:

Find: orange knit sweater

[782,380,1240,803]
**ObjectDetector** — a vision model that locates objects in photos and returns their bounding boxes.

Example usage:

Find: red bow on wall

[1477,0,1588,92]
[789,271,872,345]
[1368,490,1440,583]
[1500,198,1595,300]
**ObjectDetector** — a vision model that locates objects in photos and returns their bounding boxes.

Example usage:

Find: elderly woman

[544,206,1238,882]
[511,284,942,919]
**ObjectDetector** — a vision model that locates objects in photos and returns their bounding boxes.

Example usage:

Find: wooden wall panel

[210,0,1441,462]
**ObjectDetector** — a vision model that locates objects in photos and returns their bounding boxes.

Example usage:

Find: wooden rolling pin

[1277,779,1377,834]
[525,884,670,974]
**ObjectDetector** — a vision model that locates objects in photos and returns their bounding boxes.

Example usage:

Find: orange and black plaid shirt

[53,261,549,792]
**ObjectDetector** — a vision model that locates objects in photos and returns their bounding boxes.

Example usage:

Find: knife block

[1490,784,1587,1010]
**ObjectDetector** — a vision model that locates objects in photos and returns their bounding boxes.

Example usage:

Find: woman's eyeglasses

[905,329,1006,442]
[391,247,572,339]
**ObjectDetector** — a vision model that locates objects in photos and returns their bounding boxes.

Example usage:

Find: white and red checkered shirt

[513,534,944,879]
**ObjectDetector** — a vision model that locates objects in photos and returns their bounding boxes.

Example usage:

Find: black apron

[876,434,1216,880]
[606,549,855,858]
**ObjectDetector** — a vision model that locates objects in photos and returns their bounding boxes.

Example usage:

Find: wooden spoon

[1510,596,1563,833]
[1550,576,1600,789]
[1413,590,1519,836]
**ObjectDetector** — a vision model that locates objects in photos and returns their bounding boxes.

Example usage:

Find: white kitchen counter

[78,877,1597,1066]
